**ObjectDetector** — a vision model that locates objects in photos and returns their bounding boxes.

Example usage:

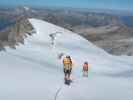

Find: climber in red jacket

[82,61,89,77]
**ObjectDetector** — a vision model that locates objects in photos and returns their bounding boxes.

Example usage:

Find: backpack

[63,57,72,65]
[83,63,88,71]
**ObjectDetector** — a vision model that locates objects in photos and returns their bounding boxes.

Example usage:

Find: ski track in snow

[54,85,63,100]
[0,18,133,100]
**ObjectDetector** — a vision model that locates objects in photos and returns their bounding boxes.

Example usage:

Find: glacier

[0,18,133,100]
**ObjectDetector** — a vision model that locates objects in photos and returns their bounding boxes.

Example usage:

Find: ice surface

[0,18,133,100]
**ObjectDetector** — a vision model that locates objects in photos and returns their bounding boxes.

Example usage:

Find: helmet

[66,55,70,58]
[84,61,88,64]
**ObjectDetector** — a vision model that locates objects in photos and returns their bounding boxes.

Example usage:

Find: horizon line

[0,4,133,12]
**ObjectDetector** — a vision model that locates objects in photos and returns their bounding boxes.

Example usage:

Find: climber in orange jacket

[63,55,73,83]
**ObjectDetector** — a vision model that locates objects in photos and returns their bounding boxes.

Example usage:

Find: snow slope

[0,18,133,100]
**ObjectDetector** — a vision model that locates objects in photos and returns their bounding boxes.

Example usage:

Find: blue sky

[0,0,133,11]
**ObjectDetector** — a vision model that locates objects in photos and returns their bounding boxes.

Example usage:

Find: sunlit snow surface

[0,18,133,100]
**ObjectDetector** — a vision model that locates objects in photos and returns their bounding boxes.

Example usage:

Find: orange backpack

[63,57,72,65]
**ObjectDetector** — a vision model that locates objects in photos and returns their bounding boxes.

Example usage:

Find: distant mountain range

[0,6,133,55]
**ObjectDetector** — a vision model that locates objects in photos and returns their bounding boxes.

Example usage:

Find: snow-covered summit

[28,18,133,75]
[0,18,133,100]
